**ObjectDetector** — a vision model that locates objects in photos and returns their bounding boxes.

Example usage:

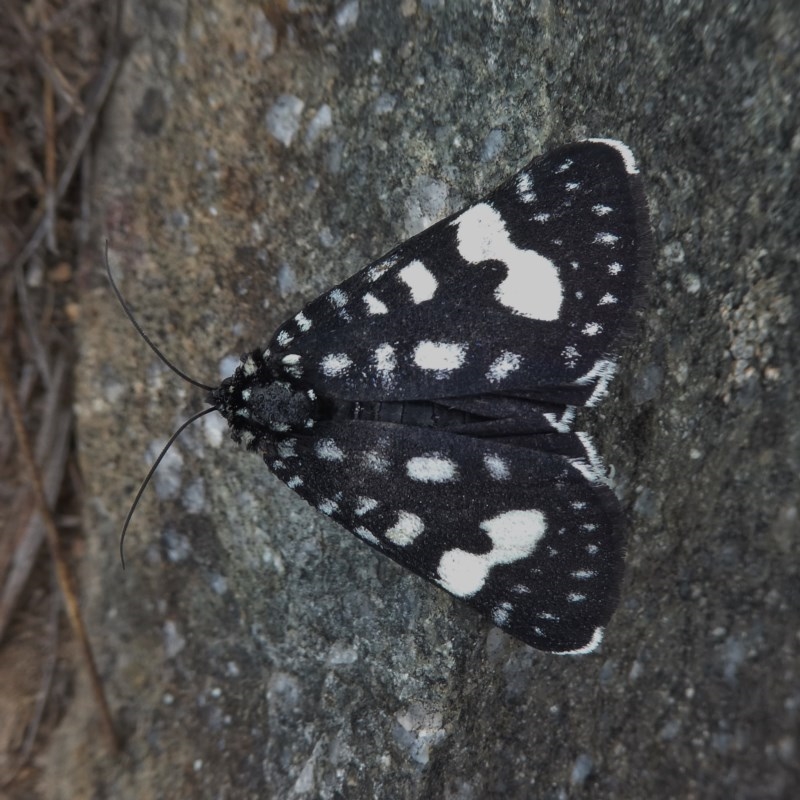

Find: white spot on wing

[437,509,547,598]
[277,331,294,347]
[277,439,297,459]
[406,454,457,483]
[315,438,345,461]
[452,203,563,320]
[486,351,521,383]
[385,511,425,546]
[318,498,339,515]
[362,451,389,473]
[483,453,510,480]
[328,289,348,308]
[598,293,617,305]
[354,526,381,546]
[608,262,622,275]
[562,345,580,369]
[294,312,312,332]
[286,476,303,489]
[516,173,535,203]
[413,341,467,373]
[363,292,388,315]
[243,356,257,376]
[321,353,352,376]
[582,322,603,337]
[594,232,619,246]
[354,497,378,516]
[373,343,397,378]
[367,254,399,282]
[492,601,513,626]
[398,260,438,303]
[572,570,596,579]
[593,204,612,216]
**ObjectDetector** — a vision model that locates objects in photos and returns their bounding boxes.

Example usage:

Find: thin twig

[0,354,70,641]
[5,1,83,113]
[9,50,122,272]
[0,574,62,787]
[0,348,119,753]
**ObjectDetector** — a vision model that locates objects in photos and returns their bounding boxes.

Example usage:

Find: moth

[115,139,650,654]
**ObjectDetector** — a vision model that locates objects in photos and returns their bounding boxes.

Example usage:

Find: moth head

[210,349,318,444]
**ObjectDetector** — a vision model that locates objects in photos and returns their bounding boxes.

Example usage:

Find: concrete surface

[53,0,799,797]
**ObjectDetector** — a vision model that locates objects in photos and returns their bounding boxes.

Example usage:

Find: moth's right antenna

[118,406,217,568]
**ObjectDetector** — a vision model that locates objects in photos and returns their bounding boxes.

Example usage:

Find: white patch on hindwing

[373,343,397,378]
[452,202,563,321]
[483,453,510,480]
[362,450,390,473]
[385,511,425,546]
[486,351,521,384]
[436,509,547,598]
[318,498,339,516]
[406,454,457,483]
[413,341,467,373]
[354,496,378,516]
[315,438,345,461]
[321,353,353,376]
[354,526,381,546]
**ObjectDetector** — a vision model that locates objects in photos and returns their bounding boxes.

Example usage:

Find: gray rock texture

[52,0,799,797]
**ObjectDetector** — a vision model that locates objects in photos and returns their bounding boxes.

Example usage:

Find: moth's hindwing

[216,139,650,653]
[267,421,624,654]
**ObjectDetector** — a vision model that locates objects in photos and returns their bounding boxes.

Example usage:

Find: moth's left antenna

[104,242,215,392]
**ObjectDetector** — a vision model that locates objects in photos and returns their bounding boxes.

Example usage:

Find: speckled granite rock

[51,1,798,797]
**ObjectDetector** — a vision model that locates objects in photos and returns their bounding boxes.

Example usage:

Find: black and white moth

[122,139,650,655]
